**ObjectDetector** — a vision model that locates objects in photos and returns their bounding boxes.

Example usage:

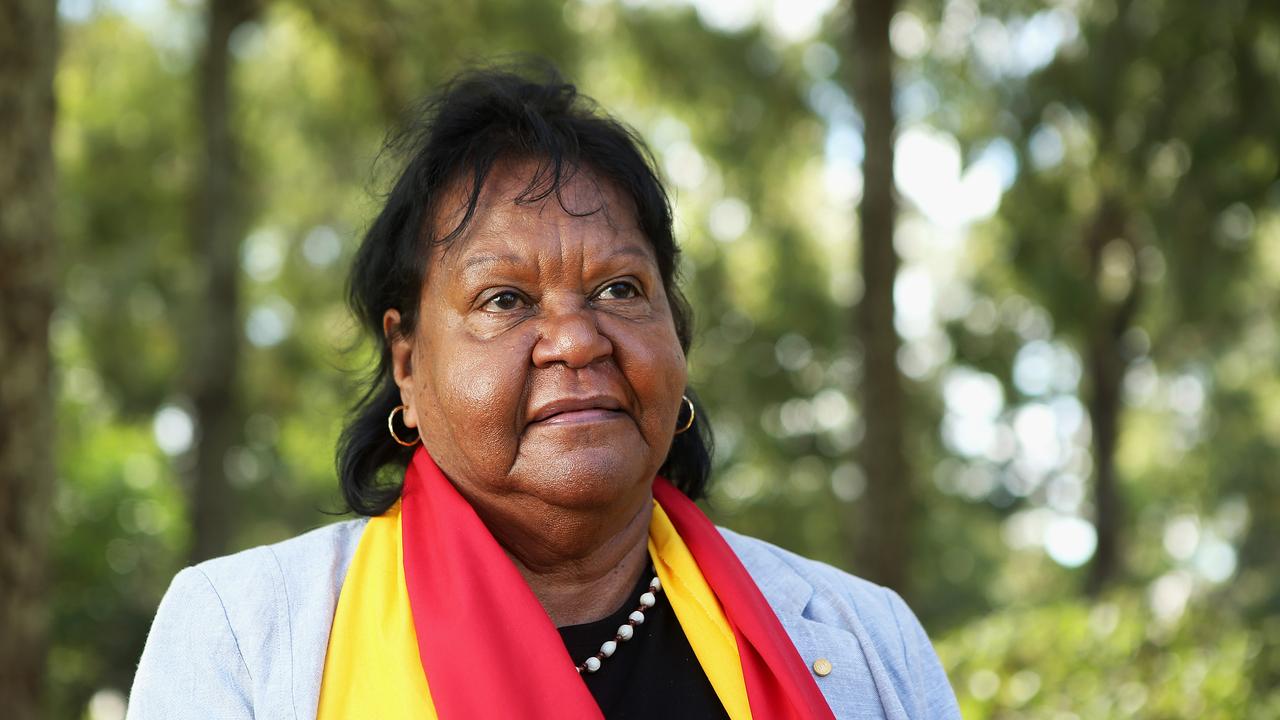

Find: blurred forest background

[2,0,1279,717]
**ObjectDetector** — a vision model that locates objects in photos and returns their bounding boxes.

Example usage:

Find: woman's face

[387,159,687,519]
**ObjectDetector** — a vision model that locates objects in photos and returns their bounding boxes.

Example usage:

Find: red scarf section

[400,447,835,719]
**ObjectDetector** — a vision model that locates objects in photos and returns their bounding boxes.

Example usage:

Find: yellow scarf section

[316,501,752,720]
[316,503,437,719]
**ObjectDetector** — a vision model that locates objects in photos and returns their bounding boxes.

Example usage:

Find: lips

[528,395,625,425]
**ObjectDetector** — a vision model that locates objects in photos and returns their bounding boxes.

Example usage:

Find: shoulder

[194,517,369,609]
[127,518,368,719]
[720,527,896,615]
[187,517,368,657]
[720,528,960,720]
[719,527,914,666]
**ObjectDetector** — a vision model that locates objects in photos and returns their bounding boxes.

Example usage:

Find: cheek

[614,322,687,433]
[417,334,530,473]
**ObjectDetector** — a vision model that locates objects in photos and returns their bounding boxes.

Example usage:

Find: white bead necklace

[574,575,663,674]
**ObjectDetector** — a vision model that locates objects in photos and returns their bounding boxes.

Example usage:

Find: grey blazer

[125,519,960,719]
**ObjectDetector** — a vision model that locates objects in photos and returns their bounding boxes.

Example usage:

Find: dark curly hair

[338,61,713,516]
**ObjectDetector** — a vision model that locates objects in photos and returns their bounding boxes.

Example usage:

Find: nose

[531,302,613,369]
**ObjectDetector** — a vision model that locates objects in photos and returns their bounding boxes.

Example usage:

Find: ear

[383,308,420,429]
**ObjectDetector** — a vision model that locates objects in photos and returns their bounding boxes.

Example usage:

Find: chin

[513,447,654,512]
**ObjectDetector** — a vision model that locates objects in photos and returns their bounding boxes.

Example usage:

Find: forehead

[430,158,652,263]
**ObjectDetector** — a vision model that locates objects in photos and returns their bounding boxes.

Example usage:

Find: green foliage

[938,591,1280,719]
[50,417,186,718]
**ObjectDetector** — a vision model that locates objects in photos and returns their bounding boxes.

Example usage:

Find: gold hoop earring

[388,404,420,446]
[675,395,696,435]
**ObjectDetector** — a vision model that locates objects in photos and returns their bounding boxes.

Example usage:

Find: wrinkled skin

[385,159,687,624]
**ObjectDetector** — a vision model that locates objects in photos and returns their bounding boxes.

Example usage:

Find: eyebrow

[461,253,525,272]
[459,244,655,273]
[607,245,655,264]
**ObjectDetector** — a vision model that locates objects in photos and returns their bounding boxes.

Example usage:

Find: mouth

[528,395,627,426]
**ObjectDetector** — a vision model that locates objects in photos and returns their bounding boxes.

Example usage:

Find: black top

[558,566,731,719]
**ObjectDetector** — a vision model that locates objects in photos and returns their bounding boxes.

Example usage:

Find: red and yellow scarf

[317,447,834,719]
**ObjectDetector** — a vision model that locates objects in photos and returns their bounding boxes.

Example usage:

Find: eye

[481,290,528,312]
[595,280,641,301]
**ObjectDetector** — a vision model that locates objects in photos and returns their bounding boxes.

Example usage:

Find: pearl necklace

[574,575,663,674]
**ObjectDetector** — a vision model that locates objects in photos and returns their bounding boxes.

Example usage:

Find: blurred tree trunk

[1083,198,1136,596]
[188,0,258,564]
[0,0,57,717]
[848,0,912,594]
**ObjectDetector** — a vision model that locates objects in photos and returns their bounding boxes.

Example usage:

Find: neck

[486,494,653,627]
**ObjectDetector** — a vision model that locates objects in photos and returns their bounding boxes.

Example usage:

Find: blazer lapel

[722,528,911,720]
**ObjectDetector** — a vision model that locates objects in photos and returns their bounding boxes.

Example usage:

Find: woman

[127,65,960,719]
